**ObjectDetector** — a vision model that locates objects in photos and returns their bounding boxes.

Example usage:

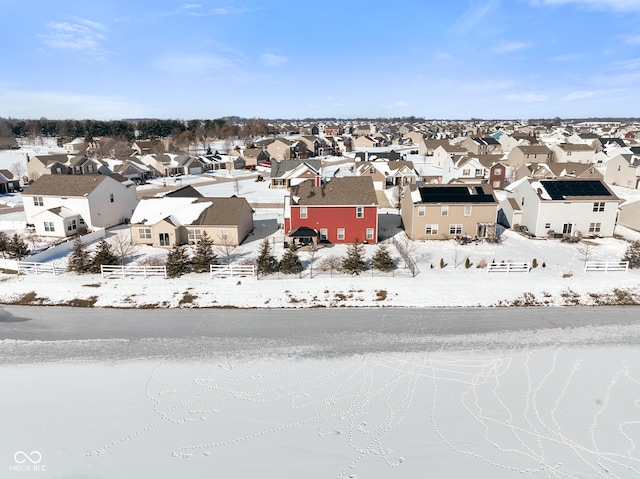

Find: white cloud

[261,53,287,67]
[40,18,108,54]
[533,0,640,11]
[506,92,550,102]
[451,0,500,33]
[562,90,595,101]
[394,100,409,107]
[493,41,530,53]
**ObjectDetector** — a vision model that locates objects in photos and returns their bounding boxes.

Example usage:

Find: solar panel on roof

[418,186,495,203]
[540,180,611,200]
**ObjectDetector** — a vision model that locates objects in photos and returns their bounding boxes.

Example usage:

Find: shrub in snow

[342,241,367,275]
[622,240,640,269]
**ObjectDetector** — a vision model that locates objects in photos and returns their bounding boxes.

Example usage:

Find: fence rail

[487,262,531,273]
[210,264,256,277]
[17,262,65,275]
[584,261,629,272]
[101,265,167,278]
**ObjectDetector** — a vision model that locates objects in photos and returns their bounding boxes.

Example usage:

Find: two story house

[284,176,378,244]
[22,174,138,238]
[400,184,499,240]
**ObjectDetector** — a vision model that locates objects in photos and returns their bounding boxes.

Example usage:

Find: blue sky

[1,0,639,120]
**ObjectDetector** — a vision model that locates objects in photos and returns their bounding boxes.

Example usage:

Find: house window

[44,221,55,232]
[220,229,229,241]
[159,233,170,246]
[545,223,551,229]
[79,218,85,225]
[33,196,44,206]
[319,228,328,241]
[493,181,501,188]
[494,168,502,175]
[67,219,77,231]
[366,228,374,240]
[139,228,151,239]
[475,169,483,176]
[110,193,114,203]
[567,151,572,156]
[521,197,525,206]
[418,206,425,217]
[425,224,439,235]
[337,228,345,240]
[589,222,602,233]
[464,205,472,216]
[593,202,605,212]
[369,167,374,174]
[356,206,364,218]
[441,205,448,216]
[87,165,94,173]
[449,224,463,235]
[55,167,62,174]
[75,166,81,173]
[462,169,470,176]
[300,206,308,219]
[188,229,202,242]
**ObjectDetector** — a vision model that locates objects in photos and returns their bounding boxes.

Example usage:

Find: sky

[0,0,639,120]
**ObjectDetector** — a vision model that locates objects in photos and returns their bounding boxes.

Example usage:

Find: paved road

[1,306,639,362]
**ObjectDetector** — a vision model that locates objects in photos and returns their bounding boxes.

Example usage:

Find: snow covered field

[2,324,640,478]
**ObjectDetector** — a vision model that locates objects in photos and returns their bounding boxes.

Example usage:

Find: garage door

[189,167,203,175]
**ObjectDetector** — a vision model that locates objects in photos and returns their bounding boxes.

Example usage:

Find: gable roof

[23,173,129,197]
[192,197,252,226]
[130,196,250,227]
[270,159,321,178]
[289,177,377,206]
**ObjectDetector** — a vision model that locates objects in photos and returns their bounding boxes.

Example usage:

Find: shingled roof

[23,173,129,197]
[289,177,377,206]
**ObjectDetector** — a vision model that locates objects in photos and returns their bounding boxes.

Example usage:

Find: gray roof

[23,173,129,197]
[192,197,252,226]
[270,159,321,178]
[289,177,378,206]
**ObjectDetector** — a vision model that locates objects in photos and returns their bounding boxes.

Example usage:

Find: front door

[159,233,170,247]
[562,223,573,235]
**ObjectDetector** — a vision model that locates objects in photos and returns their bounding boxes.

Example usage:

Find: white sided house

[502,178,619,238]
[22,174,138,238]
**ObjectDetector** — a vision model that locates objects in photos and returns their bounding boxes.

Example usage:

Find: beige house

[506,145,553,168]
[515,162,602,182]
[461,137,503,156]
[266,138,295,161]
[400,184,498,240]
[603,154,640,188]
[129,196,254,248]
[617,197,640,232]
[550,143,596,164]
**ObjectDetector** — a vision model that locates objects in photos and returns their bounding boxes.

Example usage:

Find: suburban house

[27,154,111,180]
[351,136,380,149]
[241,148,271,167]
[502,178,619,237]
[354,160,417,190]
[483,159,508,190]
[266,138,296,161]
[0,136,19,150]
[284,176,378,244]
[129,196,254,248]
[269,159,322,189]
[515,162,603,182]
[400,184,498,240]
[0,169,21,193]
[62,138,85,154]
[617,197,640,232]
[550,143,596,164]
[506,145,554,168]
[131,140,152,156]
[461,137,503,156]
[432,145,469,168]
[441,155,488,184]
[22,174,138,238]
[602,154,640,188]
[113,159,155,184]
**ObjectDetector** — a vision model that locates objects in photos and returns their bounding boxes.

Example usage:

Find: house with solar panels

[502,178,619,238]
[400,184,499,240]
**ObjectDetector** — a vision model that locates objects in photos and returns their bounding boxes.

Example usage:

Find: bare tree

[576,241,598,267]
[10,161,26,184]
[214,234,238,265]
[318,254,343,277]
[233,178,241,196]
[111,230,139,265]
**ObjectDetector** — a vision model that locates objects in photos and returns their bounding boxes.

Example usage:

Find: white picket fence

[584,261,629,273]
[101,265,167,278]
[17,262,66,275]
[487,262,531,273]
[210,264,256,278]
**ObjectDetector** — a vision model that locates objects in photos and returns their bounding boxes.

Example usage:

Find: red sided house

[284,176,379,245]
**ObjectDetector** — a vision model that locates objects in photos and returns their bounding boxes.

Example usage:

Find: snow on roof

[530,180,552,200]
[410,188,422,204]
[130,197,212,227]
